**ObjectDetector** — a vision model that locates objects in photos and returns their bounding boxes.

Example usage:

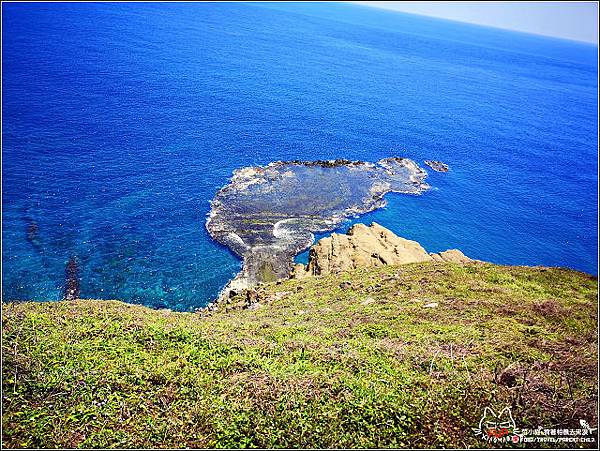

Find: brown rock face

[431,249,471,263]
[292,223,472,278]
[304,223,433,276]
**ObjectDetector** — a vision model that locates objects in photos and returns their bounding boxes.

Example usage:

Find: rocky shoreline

[206,158,430,299]
[203,222,472,311]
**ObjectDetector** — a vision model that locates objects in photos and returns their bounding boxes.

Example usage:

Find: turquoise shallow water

[2,2,598,311]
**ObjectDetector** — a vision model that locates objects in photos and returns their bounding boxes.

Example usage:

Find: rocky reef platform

[206,158,430,297]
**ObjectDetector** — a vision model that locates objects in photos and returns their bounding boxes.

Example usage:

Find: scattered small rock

[245,289,258,304]
[424,160,449,172]
[361,297,376,305]
[423,302,438,308]
[269,291,291,302]
[195,301,218,314]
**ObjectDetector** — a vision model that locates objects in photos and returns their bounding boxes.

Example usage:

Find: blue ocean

[2,2,598,311]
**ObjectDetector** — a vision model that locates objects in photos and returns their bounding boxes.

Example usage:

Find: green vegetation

[2,262,597,448]
[257,261,279,284]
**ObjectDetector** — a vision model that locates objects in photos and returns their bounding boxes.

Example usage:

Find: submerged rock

[26,221,39,245]
[207,158,429,297]
[64,256,80,301]
[292,223,472,278]
[25,219,42,251]
[424,160,449,172]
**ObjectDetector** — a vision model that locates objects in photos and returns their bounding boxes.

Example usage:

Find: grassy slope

[2,262,598,448]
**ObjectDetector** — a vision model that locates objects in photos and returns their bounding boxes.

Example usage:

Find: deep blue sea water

[2,2,598,311]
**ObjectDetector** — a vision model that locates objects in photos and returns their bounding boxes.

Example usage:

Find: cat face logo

[472,406,520,442]
[580,419,598,435]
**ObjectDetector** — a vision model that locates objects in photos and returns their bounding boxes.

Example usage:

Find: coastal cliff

[3,241,597,448]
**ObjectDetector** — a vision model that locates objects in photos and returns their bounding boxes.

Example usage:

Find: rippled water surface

[2,2,597,310]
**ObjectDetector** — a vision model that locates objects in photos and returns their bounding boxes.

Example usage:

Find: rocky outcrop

[305,223,432,275]
[424,160,449,172]
[292,223,471,278]
[430,249,471,263]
